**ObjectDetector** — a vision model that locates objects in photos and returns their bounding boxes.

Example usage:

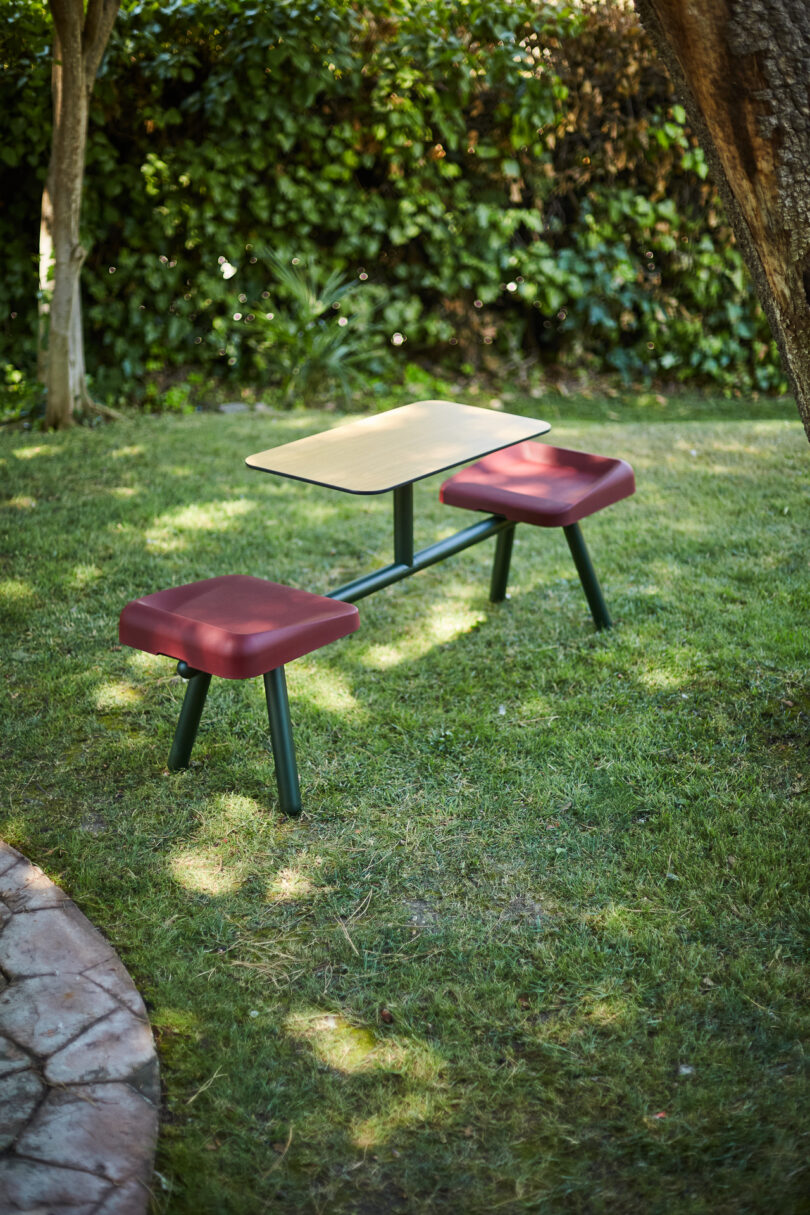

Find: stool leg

[168,667,212,770]
[563,522,612,631]
[489,522,516,602]
[263,666,302,816]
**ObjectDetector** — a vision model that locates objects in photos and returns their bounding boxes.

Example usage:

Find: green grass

[1,392,808,1214]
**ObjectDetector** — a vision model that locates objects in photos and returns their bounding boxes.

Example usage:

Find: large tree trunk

[634,0,810,443]
[40,0,119,430]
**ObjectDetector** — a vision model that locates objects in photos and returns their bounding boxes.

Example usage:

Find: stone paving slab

[0,842,159,1215]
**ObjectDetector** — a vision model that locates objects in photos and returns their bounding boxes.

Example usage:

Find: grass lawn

[1,391,808,1213]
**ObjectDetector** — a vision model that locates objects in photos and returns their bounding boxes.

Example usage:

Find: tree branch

[83,0,121,84]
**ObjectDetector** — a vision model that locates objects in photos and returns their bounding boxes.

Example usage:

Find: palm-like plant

[248,255,386,404]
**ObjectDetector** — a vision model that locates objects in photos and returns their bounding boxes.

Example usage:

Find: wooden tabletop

[245,399,550,494]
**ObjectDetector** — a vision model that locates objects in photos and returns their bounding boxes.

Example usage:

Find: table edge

[244,420,552,495]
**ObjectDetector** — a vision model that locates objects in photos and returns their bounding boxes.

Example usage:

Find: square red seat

[119,576,359,815]
[439,441,635,527]
[439,442,635,630]
[119,575,359,680]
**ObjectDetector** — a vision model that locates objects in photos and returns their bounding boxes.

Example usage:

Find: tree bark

[634,0,810,442]
[41,0,119,430]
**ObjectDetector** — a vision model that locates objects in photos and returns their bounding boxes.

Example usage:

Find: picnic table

[121,399,633,814]
[245,399,551,602]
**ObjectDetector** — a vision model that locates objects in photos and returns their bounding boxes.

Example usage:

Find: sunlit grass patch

[144,497,254,552]
[3,494,37,510]
[94,680,144,710]
[171,848,247,896]
[66,562,104,590]
[12,443,63,460]
[0,577,35,605]
[266,865,318,901]
[291,664,362,716]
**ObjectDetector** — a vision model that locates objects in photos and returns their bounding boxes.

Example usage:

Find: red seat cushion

[119,575,359,680]
[439,441,635,527]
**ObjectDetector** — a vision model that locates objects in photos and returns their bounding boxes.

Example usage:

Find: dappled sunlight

[362,599,487,669]
[581,994,632,1027]
[351,1090,444,1152]
[285,1009,443,1085]
[144,497,254,553]
[363,643,404,671]
[259,849,338,903]
[286,1011,380,1073]
[211,791,266,827]
[95,680,144,710]
[3,495,37,510]
[512,692,562,726]
[266,866,318,902]
[3,403,806,1209]
[293,499,361,525]
[125,649,171,677]
[636,665,690,692]
[291,664,362,716]
[170,848,246,896]
[169,799,267,898]
[672,431,795,461]
[67,563,103,590]
[0,578,35,607]
[110,445,146,460]
[12,444,62,460]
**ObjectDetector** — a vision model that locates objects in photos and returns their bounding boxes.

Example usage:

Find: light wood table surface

[245,399,550,603]
[245,399,550,494]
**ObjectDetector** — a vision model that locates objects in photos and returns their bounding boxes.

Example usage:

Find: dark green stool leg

[489,521,516,602]
[168,664,212,770]
[263,666,302,816]
[563,522,612,630]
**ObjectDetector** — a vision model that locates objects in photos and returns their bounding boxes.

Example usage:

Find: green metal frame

[393,483,414,567]
[329,489,613,631]
[486,518,611,630]
[168,660,302,816]
[168,663,211,771]
[263,666,302,816]
[329,485,513,604]
[563,522,612,630]
[489,522,516,603]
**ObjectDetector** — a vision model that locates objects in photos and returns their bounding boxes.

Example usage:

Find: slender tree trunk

[634,0,810,443]
[40,0,119,430]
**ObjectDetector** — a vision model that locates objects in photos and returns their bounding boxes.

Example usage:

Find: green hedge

[0,0,784,401]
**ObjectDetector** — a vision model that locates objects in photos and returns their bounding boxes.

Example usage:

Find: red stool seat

[119,575,359,680]
[439,442,635,527]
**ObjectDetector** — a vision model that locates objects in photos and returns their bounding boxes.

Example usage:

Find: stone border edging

[0,841,159,1214]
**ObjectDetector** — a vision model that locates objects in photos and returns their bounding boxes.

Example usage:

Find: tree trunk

[40,0,119,430]
[634,0,810,443]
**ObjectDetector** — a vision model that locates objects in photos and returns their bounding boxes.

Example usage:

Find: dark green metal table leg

[489,521,515,602]
[393,483,414,567]
[563,522,612,630]
[263,666,302,816]
[168,665,212,770]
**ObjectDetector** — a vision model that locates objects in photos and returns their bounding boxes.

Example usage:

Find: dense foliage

[0,0,784,403]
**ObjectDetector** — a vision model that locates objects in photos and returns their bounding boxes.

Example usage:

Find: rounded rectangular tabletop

[245,399,551,494]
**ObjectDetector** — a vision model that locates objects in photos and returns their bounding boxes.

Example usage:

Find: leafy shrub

[244,256,388,403]
[0,0,785,402]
